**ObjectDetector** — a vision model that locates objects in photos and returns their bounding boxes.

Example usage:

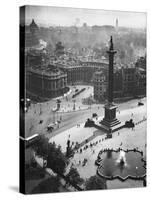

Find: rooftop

[28,64,66,77]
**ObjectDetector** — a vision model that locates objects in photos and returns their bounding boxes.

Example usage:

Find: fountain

[116,150,127,167]
[95,149,146,181]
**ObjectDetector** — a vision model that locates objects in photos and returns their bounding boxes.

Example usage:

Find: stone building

[135,68,146,96]
[64,65,95,84]
[59,61,108,85]
[93,70,107,101]
[25,49,43,67]
[26,64,68,98]
[93,68,124,102]
[55,42,65,56]
[121,67,138,97]
[122,66,146,97]
[93,66,146,102]
[25,19,39,47]
[135,56,146,70]
[113,69,123,98]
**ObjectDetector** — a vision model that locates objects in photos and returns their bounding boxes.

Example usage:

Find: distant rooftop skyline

[22,5,146,28]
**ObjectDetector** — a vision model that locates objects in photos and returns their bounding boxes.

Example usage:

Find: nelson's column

[100,36,122,137]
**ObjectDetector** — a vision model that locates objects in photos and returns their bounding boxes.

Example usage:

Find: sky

[22,5,146,28]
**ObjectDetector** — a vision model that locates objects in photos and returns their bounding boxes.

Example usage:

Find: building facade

[59,61,108,85]
[26,64,68,99]
[135,68,146,96]
[25,19,39,47]
[93,70,107,101]
[93,66,146,102]
[113,69,123,98]
[25,49,43,67]
[122,67,138,97]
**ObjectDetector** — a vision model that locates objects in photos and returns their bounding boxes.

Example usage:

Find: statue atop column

[109,36,114,51]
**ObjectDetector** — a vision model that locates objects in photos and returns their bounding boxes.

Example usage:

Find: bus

[20,134,40,148]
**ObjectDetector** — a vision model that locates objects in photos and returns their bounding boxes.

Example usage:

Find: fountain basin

[96,149,146,181]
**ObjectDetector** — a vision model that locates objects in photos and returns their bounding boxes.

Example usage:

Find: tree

[85,175,107,190]
[32,135,49,158]
[32,136,67,174]
[47,143,67,174]
[66,167,84,186]
[31,176,60,194]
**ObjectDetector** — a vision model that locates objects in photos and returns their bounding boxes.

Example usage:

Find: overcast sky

[24,5,146,28]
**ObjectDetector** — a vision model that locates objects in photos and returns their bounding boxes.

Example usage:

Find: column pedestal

[100,103,121,135]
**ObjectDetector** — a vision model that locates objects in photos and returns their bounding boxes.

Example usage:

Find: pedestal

[100,103,121,133]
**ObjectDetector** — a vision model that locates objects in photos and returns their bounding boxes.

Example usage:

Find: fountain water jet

[116,150,127,167]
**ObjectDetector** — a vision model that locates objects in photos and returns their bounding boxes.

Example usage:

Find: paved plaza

[49,97,146,189]
[25,85,99,138]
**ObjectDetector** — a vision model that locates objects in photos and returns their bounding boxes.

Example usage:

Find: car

[47,121,59,132]
[47,124,54,132]
[138,102,144,106]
